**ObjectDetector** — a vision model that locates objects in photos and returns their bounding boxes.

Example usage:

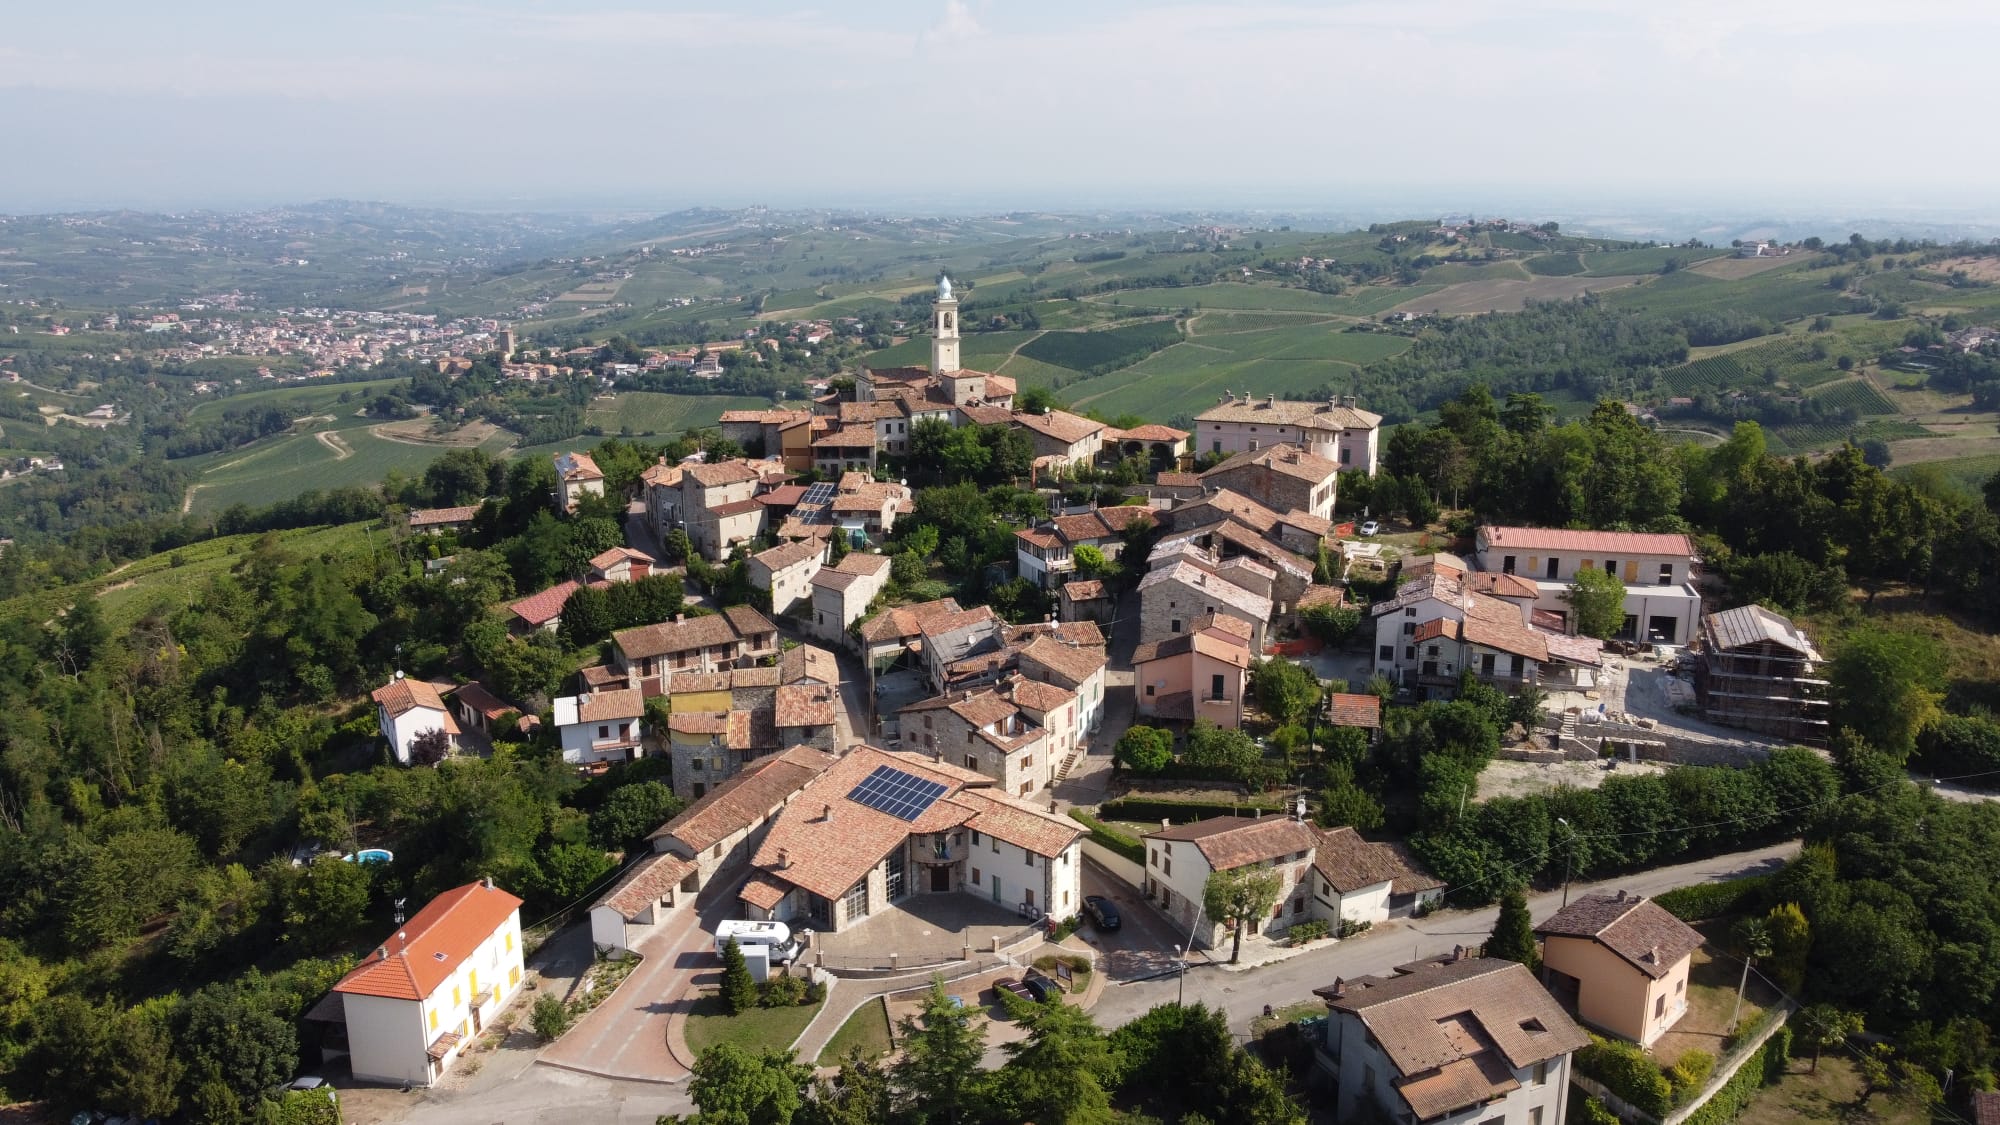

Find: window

[1426,644,1439,657]
[1533,1060,1549,1085]
[1677,979,1686,994]
[1545,557,1559,579]
[1379,645,1394,661]
[509,965,520,986]
[843,878,869,922]
[693,782,706,798]
[1163,856,1171,875]
[972,867,982,884]
[691,758,705,771]
[1025,853,1035,868]
[1292,897,1305,915]
[1604,560,1616,575]
[597,725,609,739]
[469,969,479,994]
[992,837,1000,853]
[1146,684,1156,697]
[1210,673,1226,700]
[1502,554,1516,574]
[924,715,933,729]
[505,932,513,953]
[1248,440,1259,451]
[1022,754,1034,770]
[1659,562,1675,586]
[1149,848,1158,868]
[1404,646,1415,660]
[1212,440,1222,454]
[1404,607,1416,617]
[1481,653,1496,675]
[1530,1111,1544,1125]
[1655,995,1666,1018]
[1402,622,1415,636]
[971,830,981,845]
[452,986,461,1007]
[1170,619,1182,633]
[1339,447,1351,464]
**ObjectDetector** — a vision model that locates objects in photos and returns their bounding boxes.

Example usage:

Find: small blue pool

[343,848,394,865]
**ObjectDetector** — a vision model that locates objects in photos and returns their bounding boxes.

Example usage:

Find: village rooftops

[1197,394,1382,430]
[613,614,743,660]
[1315,956,1587,1122]
[1137,560,1275,622]
[1327,692,1382,729]
[780,643,840,685]
[1312,826,1438,894]
[749,746,1079,901]
[589,546,655,570]
[1703,604,1820,658]
[1131,627,1253,668]
[558,688,644,725]
[1143,815,1315,872]
[1200,443,1341,484]
[858,597,965,644]
[812,552,892,590]
[651,744,836,852]
[1011,409,1105,445]
[1477,525,1696,559]
[685,459,763,488]
[510,579,607,628]
[1535,891,1703,980]
[372,676,450,718]
[334,880,524,1001]
[1015,631,1110,687]
[554,451,603,481]
[598,851,696,922]
[408,504,481,528]
[751,538,824,572]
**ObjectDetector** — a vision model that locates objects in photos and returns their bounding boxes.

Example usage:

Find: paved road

[1088,840,1799,1037]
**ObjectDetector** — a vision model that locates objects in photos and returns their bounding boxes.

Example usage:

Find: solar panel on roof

[846,763,948,822]
[798,481,837,508]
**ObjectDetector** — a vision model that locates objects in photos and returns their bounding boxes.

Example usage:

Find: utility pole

[1556,817,1573,908]
[1177,903,1206,1007]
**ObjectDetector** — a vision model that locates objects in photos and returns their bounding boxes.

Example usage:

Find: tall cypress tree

[1486,883,1541,972]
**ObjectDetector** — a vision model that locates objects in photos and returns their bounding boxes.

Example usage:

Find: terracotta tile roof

[724,605,777,638]
[1051,512,1114,543]
[738,873,790,911]
[1062,579,1107,601]
[839,400,906,422]
[780,644,839,686]
[450,681,518,720]
[1197,395,1381,430]
[858,597,964,644]
[948,789,1083,857]
[614,614,741,660]
[581,664,629,691]
[653,745,835,851]
[554,451,603,481]
[958,403,1016,426]
[667,672,732,695]
[1277,508,1332,536]
[1017,527,1065,551]
[812,426,876,448]
[1311,826,1434,893]
[708,498,766,519]
[510,580,583,627]
[982,372,1016,397]
[1462,616,1549,663]
[598,851,696,920]
[1138,560,1274,623]
[1535,892,1703,980]
[335,881,523,1001]
[1006,676,1076,713]
[1132,628,1252,670]
[373,676,449,718]
[832,553,892,578]
[1012,409,1105,445]
[590,546,655,570]
[1172,489,1280,534]
[578,687,644,723]
[669,711,729,735]
[751,747,981,900]
[1478,525,1696,558]
[775,683,839,728]
[1403,553,1468,577]
[920,605,1001,640]
[1465,571,1540,599]
[1193,613,1255,642]
[1111,423,1189,443]
[1144,816,1315,871]
[1973,1092,2000,1125]
[1541,631,1605,667]
[1327,692,1381,729]
[1094,504,1155,532]
[727,710,759,750]
[1155,472,1202,488]
[1201,443,1341,486]
[1297,585,1345,611]
[1211,521,1314,578]
[641,461,683,487]
[757,484,809,508]
[1413,618,1461,644]
[1016,632,1108,688]
[685,460,761,487]
[1316,957,1586,1122]
[408,504,480,527]
[731,666,781,688]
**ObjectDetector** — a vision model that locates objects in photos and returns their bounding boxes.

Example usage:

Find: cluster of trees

[668,987,1302,1125]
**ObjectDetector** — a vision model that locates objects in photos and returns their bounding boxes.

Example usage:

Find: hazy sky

[5,0,1997,214]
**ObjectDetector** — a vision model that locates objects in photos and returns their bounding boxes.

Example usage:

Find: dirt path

[315,429,353,460]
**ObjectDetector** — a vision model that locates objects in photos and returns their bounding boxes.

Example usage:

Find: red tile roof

[408,504,480,528]
[1478,525,1695,558]
[598,852,695,920]
[334,881,522,1001]
[372,676,449,718]
[1327,692,1381,729]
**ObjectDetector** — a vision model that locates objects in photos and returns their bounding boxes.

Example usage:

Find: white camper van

[713,919,803,964]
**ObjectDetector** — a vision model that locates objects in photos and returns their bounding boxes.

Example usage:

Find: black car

[1082,894,1121,931]
[1022,971,1063,1003]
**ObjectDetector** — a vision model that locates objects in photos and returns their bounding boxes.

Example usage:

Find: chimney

[1453,944,1464,961]
[377,945,389,961]
[1161,818,1171,832]
[1329,977,1345,998]
[1614,889,1626,902]
[674,614,686,624]
[483,875,494,891]
[1650,943,1660,964]
[778,848,790,869]
[822,803,833,821]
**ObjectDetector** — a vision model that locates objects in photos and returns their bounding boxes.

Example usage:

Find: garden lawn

[1737,1056,1924,1125]
[1649,924,1780,1070]
[683,989,823,1056]
[816,998,893,1065]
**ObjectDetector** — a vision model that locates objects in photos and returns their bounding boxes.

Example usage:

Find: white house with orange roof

[372,673,459,764]
[332,879,526,1087]
[1472,525,1703,647]
[552,451,604,513]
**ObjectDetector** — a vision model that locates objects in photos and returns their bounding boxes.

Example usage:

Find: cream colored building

[333,880,526,1088]
[1536,890,1702,1048]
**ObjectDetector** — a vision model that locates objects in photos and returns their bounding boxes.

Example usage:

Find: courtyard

[808,893,1047,972]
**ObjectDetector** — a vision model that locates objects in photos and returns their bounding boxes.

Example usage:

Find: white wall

[381,705,450,766]
[1308,875,1393,930]
[345,991,430,1087]
[346,911,526,1088]
[1327,1013,1571,1125]
[967,832,1079,919]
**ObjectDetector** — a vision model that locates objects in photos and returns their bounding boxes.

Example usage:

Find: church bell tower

[932,275,960,374]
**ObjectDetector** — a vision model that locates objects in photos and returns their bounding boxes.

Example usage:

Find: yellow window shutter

[1623,560,1639,583]
[429,1009,438,1031]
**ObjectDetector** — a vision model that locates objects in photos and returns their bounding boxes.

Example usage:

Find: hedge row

[1653,875,1772,922]
[1576,1035,1672,1117]
[1680,1024,1791,1125]
[1068,810,1145,865]
[1099,797,1288,824]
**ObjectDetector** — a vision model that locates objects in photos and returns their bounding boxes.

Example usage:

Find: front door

[991,875,1002,904]
[931,866,951,892]
[471,1005,483,1033]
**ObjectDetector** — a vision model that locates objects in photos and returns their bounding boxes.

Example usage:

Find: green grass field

[188,422,515,515]
[1605,265,1854,322]
[1807,378,1897,415]
[1576,247,1731,276]
[583,392,775,435]
[1105,282,1437,316]
[816,998,894,1065]
[1522,252,1584,277]
[186,377,412,419]
[1895,452,2000,494]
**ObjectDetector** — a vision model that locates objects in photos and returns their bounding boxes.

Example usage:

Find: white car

[1359,520,1380,537]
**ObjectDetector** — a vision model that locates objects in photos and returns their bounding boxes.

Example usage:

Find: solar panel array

[798,481,838,508]
[846,764,948,821]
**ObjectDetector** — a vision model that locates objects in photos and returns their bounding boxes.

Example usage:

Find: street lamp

[1556,817,1574,908]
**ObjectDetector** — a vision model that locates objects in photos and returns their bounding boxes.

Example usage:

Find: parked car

[1359,519,1380,537]
[993,977,1037,1004]
[1023,971,1063,1003]
[1082,894,1121,931]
